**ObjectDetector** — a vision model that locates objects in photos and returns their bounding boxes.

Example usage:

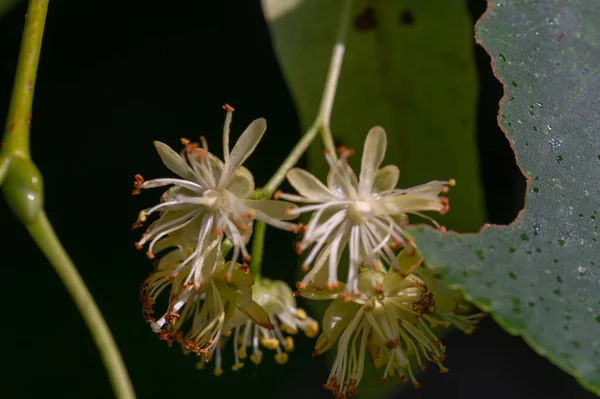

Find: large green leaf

[408,1,600,394]
[263,0,485,396]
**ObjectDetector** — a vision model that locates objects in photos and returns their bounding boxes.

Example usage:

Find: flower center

[348,200,374,223]
[202,189,223,211]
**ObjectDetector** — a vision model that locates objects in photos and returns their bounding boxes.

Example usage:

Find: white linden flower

[195,278,319,375]
[133,105,297,288]
[304,250,454,398]
[277,126,453,294]
[140,236,273,363]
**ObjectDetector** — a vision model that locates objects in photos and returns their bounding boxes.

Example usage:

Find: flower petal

[358,126,387,196]
[322,298,361,341]
[239,299,274,329]
[376,194,444,215]
[395,249,423,276]
[407,181,446,196]
[242,199,298,221]
[327,162,358,199]
[287,168,334,201]
[373,165,399,193]
[433,291,459,314]
[219,118,266,187]
[226,166,255,198]
[153,141,192,179]
[299,282,345,300]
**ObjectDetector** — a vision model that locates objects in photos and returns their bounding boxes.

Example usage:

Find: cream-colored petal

[372,165,399,193]
[358,127,387,196]
[299,283,344,300]
[322,298,361,341]
[357,270,386,295]
[408,181,446,196]
[219,118,266,187]
[327,162,358,199]
[433,291,459,314]
[153,141,192,179]
[213,261,254,288]
[286,168,334,201]
[156,247,185,270]
[376,194,444,215]
[384,273,426,297]
[239,299,274,329]
[395,249,423,276]
[225,166,255,198]
[242,199,298,221]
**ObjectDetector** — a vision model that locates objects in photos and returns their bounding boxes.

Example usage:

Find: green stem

[1,2,135,398]
[249,220,267,282]
[3,0,48,158]
[261,0,354,198]
[28,212,136,399]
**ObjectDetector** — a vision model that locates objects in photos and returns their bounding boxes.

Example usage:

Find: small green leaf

[2,156,43,223]
[408,1,600,394]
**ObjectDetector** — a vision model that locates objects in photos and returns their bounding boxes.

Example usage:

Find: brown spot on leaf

[400,9,415,25]
[354,6,377,31]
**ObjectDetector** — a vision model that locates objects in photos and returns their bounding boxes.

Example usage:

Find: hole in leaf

[470,2,526,225]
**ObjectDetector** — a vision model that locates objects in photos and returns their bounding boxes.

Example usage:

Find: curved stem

[28,212,136,399]
[261,0,354,198]
[3,0,48,158]
[1,2,136,398]
[249,220,267,282]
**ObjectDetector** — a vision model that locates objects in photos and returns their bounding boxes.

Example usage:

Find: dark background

[0,1,594,398]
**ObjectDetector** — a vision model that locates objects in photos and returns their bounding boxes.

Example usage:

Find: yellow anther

[281,323,298,335]
[284,336,294,352]
[448,178,456,187]
[305,322,319,338]
[238,346,247,359]
[260,337,279,350]
[296,309,307,319]
[274,352,289,365]
[214,368,223,377]
[231,362,244,371]
[250,353,263,365]
[195,361,205,370]
[138,210,147,223]
[439,366,450,373]
[223,329,232,337]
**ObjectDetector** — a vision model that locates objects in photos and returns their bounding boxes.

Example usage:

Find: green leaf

[264,0,485,396]
[408,1,600,394]
[264,0,484,233]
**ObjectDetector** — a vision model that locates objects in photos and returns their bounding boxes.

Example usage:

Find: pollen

[222,103,235,112]
[284,336,295,352]
[274,352,289,365]
[273,190,282,200]
[231,362,244,371]
[305,322,319,338]
[448,178,456,187]
[296,309,307,319]
[250,353,263,365]
[260,337,279,350]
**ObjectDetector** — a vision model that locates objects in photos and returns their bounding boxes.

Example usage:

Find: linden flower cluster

[133,107,482,396]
